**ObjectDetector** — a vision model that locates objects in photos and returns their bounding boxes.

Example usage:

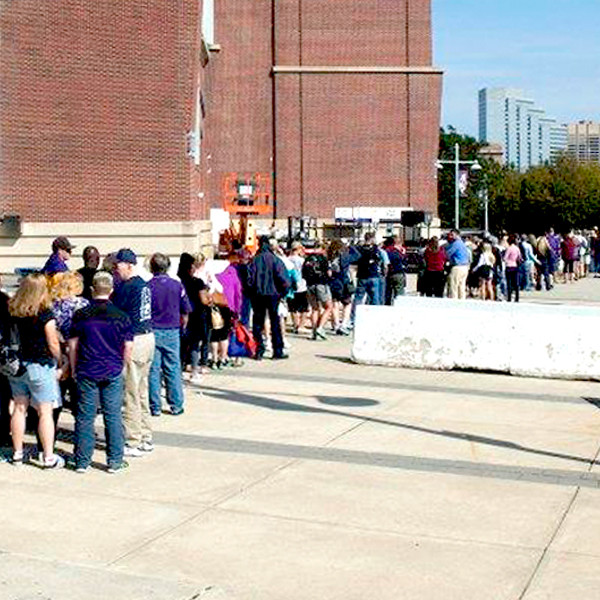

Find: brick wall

[269,0,442,219]
[0,0,441,225]
[203,0,274,212]
[0,0,202,223]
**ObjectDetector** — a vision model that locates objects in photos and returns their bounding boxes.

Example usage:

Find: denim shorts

[8,362,60,406]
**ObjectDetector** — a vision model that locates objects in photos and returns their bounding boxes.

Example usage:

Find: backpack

[357,245,383,279]
[288,267,299,293]
[302,254,327,285]
[0,321,25,378]
[386,248,405,275]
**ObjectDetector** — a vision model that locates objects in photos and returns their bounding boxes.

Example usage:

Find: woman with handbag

[8,273,64,468]
[214,253,244,367]
[177,253,212,384]
[209,291,233,369]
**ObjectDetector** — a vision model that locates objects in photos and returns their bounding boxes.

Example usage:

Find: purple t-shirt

[42,253,69,276]
[70,300,133,380]
[148,274,192,329]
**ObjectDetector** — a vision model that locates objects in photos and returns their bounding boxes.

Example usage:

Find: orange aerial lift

[218,173,272,255]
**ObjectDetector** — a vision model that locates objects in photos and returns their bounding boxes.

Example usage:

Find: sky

[432,0,600,137]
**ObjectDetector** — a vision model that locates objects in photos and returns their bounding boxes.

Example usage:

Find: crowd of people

[0,226,596,472]
[424,227,598,301]
[0,232,405,472]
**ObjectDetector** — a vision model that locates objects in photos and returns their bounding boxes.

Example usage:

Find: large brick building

[0,0,441,266]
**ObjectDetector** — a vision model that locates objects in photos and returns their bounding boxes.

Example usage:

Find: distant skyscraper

[567,121,600,164]
[478,88,567,171]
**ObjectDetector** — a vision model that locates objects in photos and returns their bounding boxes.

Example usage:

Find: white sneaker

[189,373,203,386]
[138,441,154,453]
[124,445,144,458]
[44,454,65,469]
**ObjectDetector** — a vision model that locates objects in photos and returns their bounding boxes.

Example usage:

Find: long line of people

[1,227,595,472]
[0,232,408,471]
[422,227,597,301]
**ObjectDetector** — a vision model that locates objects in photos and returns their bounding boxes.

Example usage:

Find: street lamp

[437,142,481,230]
[481,189,489,235]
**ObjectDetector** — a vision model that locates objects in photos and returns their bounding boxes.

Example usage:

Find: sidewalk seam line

[518,440,600,599]
[106,507,213,568]
[213,505,545,553]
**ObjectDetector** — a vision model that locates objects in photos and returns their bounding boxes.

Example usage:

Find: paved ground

[2,278,600,599]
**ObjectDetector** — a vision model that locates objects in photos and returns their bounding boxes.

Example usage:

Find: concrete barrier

[352,297,600,380]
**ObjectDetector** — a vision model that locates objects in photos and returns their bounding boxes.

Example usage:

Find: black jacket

[247,248,291,297]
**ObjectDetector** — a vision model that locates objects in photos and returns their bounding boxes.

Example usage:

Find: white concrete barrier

[352,298,600,380]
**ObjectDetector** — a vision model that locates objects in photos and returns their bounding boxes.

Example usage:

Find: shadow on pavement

[201,386,596,466]
[232,370,591,406]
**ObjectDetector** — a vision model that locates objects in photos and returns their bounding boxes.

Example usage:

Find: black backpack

[357,245,383,279]
[0,320,24,378]
[302,254,327,285]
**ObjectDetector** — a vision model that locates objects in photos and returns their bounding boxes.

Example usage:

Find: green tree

[438,127,483,229]
[438,128,600,234]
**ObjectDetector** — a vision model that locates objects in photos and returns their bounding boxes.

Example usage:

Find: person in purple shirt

[147,253,192,416]
[68,271,133,473]
[546,228,561,277]
[42,236,75,276]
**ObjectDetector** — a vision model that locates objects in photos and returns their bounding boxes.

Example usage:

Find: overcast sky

[432,0,600,136]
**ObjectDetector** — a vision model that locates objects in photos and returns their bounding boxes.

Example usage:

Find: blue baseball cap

[115,248,137,265]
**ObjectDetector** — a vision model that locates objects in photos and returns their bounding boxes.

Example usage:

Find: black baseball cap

[115,248,138,265]
[52,236,75,253]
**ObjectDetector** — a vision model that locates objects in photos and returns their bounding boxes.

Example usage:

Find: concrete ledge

[0,220,213,273]
[352,298,600,380]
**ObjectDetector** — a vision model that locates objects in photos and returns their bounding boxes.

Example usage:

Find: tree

[438,128,600,234]
[438,127,483,229]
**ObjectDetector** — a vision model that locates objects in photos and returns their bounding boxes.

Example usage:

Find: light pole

[437,142,481,230]
[483,189,489,235]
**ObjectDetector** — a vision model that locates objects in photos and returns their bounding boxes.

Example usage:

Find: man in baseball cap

[111,248,155,456]
[42,236,75,276]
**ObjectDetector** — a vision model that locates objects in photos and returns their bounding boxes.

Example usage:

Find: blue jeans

[75,375,124,469]
[240,295,252,327]
[496,269,507,300]
[149,328,184,414]
[518,260,533,291]
[537,257,552,290]
[351,277,384,325]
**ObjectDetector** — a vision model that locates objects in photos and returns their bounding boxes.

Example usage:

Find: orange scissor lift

[219,172,272,255]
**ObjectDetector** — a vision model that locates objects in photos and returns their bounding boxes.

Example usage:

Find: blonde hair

[194,252,207,267]
[92,271,114,297]
[49,271,84,301]
[9,273,53,318]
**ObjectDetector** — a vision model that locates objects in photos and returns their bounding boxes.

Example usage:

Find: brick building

[205,0,442,219]
[0,0,441,267]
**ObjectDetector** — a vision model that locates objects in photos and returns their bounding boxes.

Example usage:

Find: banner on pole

[459,169,469,197]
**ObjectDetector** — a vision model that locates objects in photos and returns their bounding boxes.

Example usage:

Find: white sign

[238,184,254,198]
[335,207,354,220]
[374,207,404,221]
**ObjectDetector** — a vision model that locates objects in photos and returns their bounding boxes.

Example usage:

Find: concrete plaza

[2,279,600,599]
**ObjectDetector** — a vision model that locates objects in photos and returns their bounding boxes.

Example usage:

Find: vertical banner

[459,169,469,197]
